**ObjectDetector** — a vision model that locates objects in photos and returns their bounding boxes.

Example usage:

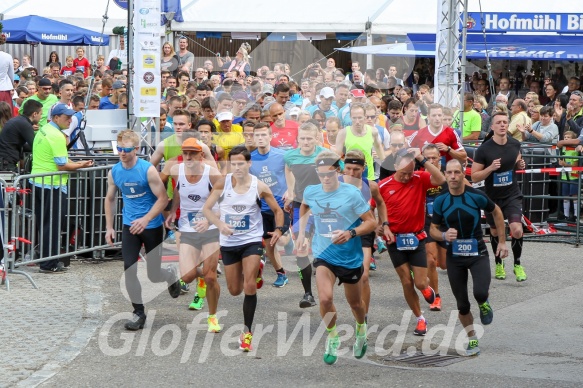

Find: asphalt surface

[1,240,582,387]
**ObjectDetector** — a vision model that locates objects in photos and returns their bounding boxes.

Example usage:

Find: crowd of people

[2,37,583,364]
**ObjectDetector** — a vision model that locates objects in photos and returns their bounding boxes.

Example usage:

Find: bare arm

[284,165,295,209]
[334,128,347,157]
[150,141,166,167]
[104,171,118,245]
[57,159,93,171]
[447,147,467,164]
[470,161,496,183]
[463,131,480,141]
[200,142,219,170]
[259,181,284,245]
[371,126,385,160]
[370,181,387,225]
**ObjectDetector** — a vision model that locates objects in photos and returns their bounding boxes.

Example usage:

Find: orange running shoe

[430,296,442,311]
[414,318,427,336]
[239,332,253,352]
[256,260,265,289]
[421,286,435,304]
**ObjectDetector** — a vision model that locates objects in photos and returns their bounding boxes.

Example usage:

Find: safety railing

[1,165,125,290]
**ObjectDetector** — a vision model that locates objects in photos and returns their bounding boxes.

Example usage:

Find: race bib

[493,171,512,187]
[452,238,478,256]
[187,212,206,227]
[76,65,85,72]
[396,233,419,251]
[259,170,279,188]
[316,214,342,238]
[225,214,250,233]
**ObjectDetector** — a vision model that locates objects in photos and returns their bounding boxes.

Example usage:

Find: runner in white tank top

[202,146,285,352]
[166,139,223,332]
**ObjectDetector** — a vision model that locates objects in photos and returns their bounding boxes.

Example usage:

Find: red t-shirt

[408,126,463,162]
[73,57,91,78]
[378,171,433,234]
[60,66,77,76]
[270,120,298,149]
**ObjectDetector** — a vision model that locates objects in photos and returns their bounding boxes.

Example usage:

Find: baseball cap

[216,111,234,122]
[181,138,203,152]
[112,80,125,90]
[319,87,335,99]
[51,104,75,116]
[39,78,52,87]
[289,107,301,117]
[232,91,249,101]
[14,75,20,82]
[350,89,366,98]
[262,84,274,95]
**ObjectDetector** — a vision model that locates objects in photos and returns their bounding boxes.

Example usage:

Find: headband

[344,158,365,166]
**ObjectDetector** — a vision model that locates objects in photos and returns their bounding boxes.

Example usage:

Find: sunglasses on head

[117,146,136,153]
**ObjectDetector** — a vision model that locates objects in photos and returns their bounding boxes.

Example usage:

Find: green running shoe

[513,264,527,282]
[479,300,493,325]
[495,262,506,280]
[189,294,205,310]
[353,325,368,359]
[466,337,480,357]
[323,335,340,365]
[180,280,189,294]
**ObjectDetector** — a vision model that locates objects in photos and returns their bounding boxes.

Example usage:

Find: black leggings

[122,225,170,317]
[446,252,491,316]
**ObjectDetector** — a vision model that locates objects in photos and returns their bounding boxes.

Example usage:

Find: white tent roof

[173,0,436,35]
[1,0,128,35]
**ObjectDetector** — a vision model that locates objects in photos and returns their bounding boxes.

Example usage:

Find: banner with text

[133,0,161,117]
[465,13,583,33]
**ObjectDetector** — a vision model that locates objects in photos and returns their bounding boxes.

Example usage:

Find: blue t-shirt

[250,147,287,211]
[112,158,164,229]
[304,182,370,268]
[99,96,118,110]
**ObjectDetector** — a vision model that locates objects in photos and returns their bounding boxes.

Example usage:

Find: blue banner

[465,13,583,33]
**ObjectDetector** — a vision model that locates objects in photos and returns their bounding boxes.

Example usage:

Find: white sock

[564,200,571,217]
[417,315,425,322]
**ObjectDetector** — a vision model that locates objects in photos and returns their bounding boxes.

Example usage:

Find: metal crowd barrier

[1,165,125,290]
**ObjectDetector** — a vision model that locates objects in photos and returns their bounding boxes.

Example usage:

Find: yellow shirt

[213,132,245,159]
[213,119,242,133]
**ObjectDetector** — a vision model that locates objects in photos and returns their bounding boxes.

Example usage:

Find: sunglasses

[117,146,136,153]
[390,143,405,148]
[316,170,337,178]
[366,115,376,119]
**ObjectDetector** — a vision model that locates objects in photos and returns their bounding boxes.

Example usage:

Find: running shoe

[256,259,265,289]
[323,335,340,365]
[180,279,190,294]
[479,300,493,325]
[167,267,181,299]
[189,294,204,310]
[513,264,527,282]
[465,337,480,356]
[124,314,146,331]
[375,236,387,253]
[299,293,316,308]
[217,262,222,275]
[369,257,377,271]
[273,272,289,288]
[495,262,506,280]
[353,324,368,359]
[421,286,436,304]
[239,332,253,352]
[197,277,207,299]
[208,315,221,333]
[429,296,442,311]
[414,318,427,336]
[165,230,177,244]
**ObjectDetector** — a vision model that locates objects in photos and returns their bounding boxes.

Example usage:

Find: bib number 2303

[396,233,419,251]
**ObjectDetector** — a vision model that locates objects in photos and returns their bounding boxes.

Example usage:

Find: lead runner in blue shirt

[297,151,377,365]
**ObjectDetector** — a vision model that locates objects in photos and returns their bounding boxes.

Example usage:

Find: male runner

[166,138,222,332]
[378,148,445,335]
[431,159,509,356]
[105,130,181,331]
[298,151,377,365]
[250,122,291,287]
[203,146,284,351]
[471,112,527,282]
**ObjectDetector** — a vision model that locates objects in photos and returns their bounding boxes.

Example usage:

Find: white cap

[289,107,301,117]
[319,87,335,99]
[216,111,234,122]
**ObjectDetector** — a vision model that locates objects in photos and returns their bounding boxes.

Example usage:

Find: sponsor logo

[143,55,155,68]
[139,8,149,14]
[188,194,202,202]
[140,87,157,96]
[41,33,68,41]
[232,205,246,213]
[143,72,155,84]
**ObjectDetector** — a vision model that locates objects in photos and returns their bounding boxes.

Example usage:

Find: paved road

[1,241,582,387]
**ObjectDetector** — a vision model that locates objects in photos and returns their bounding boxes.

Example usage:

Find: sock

[511,237,523,266]
[435,293,440,298]
[564,200,571,217]
[297,256,312,294]
[356,321,367,336]
[417,315,425,322]
[491,235,502,265]
[326,324,338,337]
[243,294,257,333]
[209,314,216,319]
[275,267,285,274]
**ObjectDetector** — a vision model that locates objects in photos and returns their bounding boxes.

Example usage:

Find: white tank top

[219,174,263,246]
[177,163,218,233]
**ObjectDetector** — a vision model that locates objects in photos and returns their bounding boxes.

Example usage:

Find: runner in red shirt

[408,103,466,165]
[378,148,445,336]
[269,103,298,150]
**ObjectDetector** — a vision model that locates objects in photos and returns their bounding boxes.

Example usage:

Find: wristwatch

[447,146,452,153]
[348,229,357,238]
[275,226,286,234]
[382,221,390,227]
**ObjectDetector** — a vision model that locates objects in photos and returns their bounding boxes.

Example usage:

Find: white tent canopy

[173,0,437,35]
[1,0,128,35]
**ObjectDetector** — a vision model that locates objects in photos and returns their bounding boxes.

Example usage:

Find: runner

[284,122,326,308]
[471,112,527,282]
[378,148,445,335]
[104,130,181,331]
[250,122,291,287]
[297,151,377,365]
[431,159,509,356]
[339,149,388,320]
[165,138,222,332]
[203,145,284,351]
[422,144,447,311]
